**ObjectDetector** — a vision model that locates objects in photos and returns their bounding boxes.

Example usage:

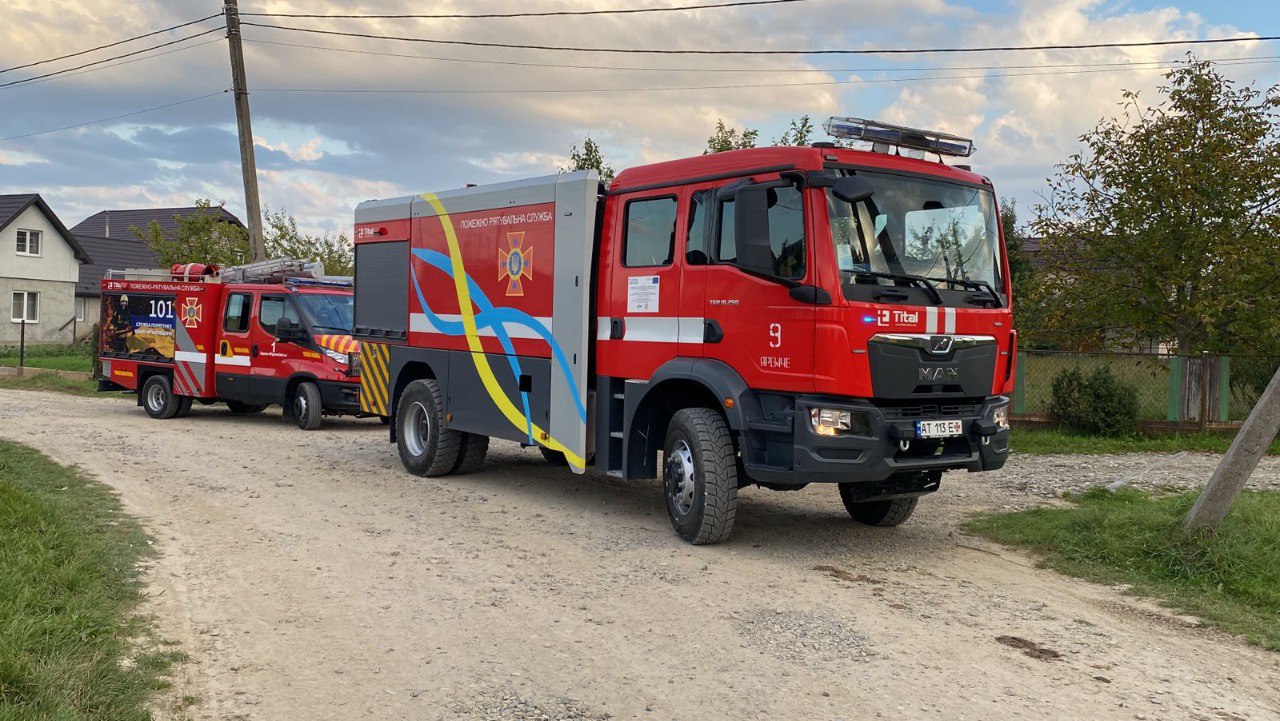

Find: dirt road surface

[3,389,1278,721]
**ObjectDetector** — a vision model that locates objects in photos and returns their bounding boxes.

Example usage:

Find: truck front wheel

[142,375,182,420]
[292,381,323,430]
[838,487,919,527]
[664,408,738,545]
[396,379,461,477]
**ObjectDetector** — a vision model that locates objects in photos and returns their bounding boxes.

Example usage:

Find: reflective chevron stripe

[359,341,390,416]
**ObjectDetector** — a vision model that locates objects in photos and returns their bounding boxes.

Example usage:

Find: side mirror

[832,175,875,204]
[275,317,305,342]
[734,186,777,281]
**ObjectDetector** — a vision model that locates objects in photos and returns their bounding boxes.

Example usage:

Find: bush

[1049,366,1140,437]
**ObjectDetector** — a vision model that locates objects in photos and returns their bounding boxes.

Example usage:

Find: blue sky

[0,0,1276,236]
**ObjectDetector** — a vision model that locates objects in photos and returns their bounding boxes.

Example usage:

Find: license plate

[916,419,964,439]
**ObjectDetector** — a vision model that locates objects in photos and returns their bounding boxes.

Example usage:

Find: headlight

[810,408,852,436]
[321,347,349,365]
[992,404,1009,430]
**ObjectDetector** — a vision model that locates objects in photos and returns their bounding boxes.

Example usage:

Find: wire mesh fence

[1012,350,1280,425]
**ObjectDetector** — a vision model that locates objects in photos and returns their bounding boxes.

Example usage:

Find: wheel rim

[403,401,431,456]
[146,382,167,412]
[665,440,696,516]
[294,392,308,421]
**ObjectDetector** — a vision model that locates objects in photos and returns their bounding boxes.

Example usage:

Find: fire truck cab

[354,118,1015,544]
[97,260,364,430]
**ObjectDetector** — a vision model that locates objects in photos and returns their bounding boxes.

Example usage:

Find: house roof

[0,193,91,263]
[74,235,161,297]
[71,206,246,240]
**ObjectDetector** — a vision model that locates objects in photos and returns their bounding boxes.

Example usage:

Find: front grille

[877,402,983,420]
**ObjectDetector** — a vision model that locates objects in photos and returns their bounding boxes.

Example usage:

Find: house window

[10,291,39,323]
[16,229,42,256]
[75,298,86,322]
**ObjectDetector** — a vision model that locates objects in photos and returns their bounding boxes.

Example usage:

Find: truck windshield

[295,293,354,334]
[826,170,1002,296]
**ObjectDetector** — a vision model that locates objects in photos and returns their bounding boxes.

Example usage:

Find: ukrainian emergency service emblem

[498,232,533,296]
[180,297,202,328]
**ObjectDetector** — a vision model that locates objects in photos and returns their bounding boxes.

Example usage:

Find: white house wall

[0,205,79,283]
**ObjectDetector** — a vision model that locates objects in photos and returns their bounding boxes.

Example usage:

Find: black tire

[174,396,194,418]
[539,446,568,466]
[396,379,462,477]
[838,487,919,527]
[141,375,181,420]
[227,400,267,415]
[663,408,738,545]
[451,433,490,475]
[292,381,323,431]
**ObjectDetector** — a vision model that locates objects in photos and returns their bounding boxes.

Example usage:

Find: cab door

[700,179,816,394]
[250,294,301,403]
[214,290,256,401]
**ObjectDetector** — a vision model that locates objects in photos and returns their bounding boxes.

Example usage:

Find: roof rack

[286,276,353,289]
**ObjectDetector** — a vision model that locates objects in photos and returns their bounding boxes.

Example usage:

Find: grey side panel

[410,173,572,218]
[446,353,553,445]
[354,241,409,340]
[550,172,599,473]
[356,197,415,225]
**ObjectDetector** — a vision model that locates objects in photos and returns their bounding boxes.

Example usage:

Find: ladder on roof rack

[219,258,323,284]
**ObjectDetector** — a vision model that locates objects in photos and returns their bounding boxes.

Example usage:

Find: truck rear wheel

[396,379,461,477]
[227,400,267,415]
[838,488,919,527]
[292,381,323,430]
[174,396,194,418]
[451,433,489,475]
[664,408,738,545]
[142,375,182,420]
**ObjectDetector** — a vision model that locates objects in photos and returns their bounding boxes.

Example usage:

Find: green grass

[0,343,94,374]
[1018,353,1172,420]
[1012,427,1280,455]
[0,356,93,372]
[0,373,102,397]
[0,440,180,719]
[967,488,1280,651]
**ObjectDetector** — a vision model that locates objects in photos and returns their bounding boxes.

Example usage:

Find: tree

[1031,58,1280,354]
[1000,198,1032,289]
[704,119,758,154]
[133,199,252,268]
[263,206,354,276]
[774,115,815,146]
[561,136,614,181]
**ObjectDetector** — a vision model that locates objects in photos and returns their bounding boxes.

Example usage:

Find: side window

[716,184,806,279]
[224,293,251,333]
[686,191,709,260]
[623,196,678,268]
[717,197,737,262]
[257,295,298,335]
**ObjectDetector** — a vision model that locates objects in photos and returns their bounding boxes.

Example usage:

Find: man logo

[927,335,953,354]
[919,366,960,382]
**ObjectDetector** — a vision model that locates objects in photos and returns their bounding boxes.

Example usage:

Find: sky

[0,0,1277,238]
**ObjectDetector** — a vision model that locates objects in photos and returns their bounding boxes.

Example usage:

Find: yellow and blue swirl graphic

[413,193,587,469]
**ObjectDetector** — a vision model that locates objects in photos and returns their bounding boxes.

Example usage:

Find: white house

[0,194,90,345]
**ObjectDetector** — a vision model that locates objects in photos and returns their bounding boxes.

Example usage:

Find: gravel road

[2,389,1278,721]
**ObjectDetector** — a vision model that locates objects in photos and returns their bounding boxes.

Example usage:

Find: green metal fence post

[1220,356,1231,422]
[1167,355,1182,422]
[1013,358,1026,415]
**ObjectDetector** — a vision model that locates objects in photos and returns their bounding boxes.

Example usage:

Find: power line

[0,13,223,75]
[2,38,224,90]
[243,37,1280,76]
[242,0,807,20]
[249,57,1280,95]
[0,28,225,90]
[0,90,227,143]
[240,20,1280,56]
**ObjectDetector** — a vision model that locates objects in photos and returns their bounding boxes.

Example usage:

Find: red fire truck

[353,117,1015,543]
[97,259,364,429]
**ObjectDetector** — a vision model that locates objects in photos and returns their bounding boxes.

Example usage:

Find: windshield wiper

[847,270,943,305]
[923,276,1003,308]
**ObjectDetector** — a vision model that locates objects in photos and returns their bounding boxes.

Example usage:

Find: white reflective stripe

[925,306,939,334]
[409,312,553,340]
[214,355,251,367]
[174,350,207,364]
[944,307,957,334]
[598,316,704,343]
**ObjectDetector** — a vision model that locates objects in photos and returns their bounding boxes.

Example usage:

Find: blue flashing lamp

[823,117,975,158]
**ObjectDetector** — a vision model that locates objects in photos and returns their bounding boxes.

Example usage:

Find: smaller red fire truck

[97,259,364,429]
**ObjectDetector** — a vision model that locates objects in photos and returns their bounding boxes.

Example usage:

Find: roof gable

[71,206,246,240]
[0,193,91,263]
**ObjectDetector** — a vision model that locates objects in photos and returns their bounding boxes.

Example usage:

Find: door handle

[250,344,259,357]
[609,318,624,340]
[703,319,724,344]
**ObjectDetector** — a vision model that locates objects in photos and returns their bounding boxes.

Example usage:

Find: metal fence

[1012,350,1280,427]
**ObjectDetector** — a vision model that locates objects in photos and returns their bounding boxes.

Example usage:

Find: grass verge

[0,356,93,372]
[0,373,102,397]
[967,487,1280,651]
[1012,427,1280,456]
[0,440,180,719]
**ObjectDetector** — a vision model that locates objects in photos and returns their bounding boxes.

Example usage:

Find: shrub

[1049,366,1140,437]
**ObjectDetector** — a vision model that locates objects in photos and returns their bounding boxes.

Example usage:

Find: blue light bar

[823,116,975,158]
[286,276,354,289]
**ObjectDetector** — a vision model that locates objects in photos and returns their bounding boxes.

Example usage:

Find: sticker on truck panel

[627,275,660,313]
[498,232,533,296]
[101,293,176,360]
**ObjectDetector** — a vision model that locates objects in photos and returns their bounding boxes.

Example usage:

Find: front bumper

[317,379,362,413]
[742,394,1010,487]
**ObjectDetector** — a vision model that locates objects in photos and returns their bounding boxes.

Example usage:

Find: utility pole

[224,0,266,261]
